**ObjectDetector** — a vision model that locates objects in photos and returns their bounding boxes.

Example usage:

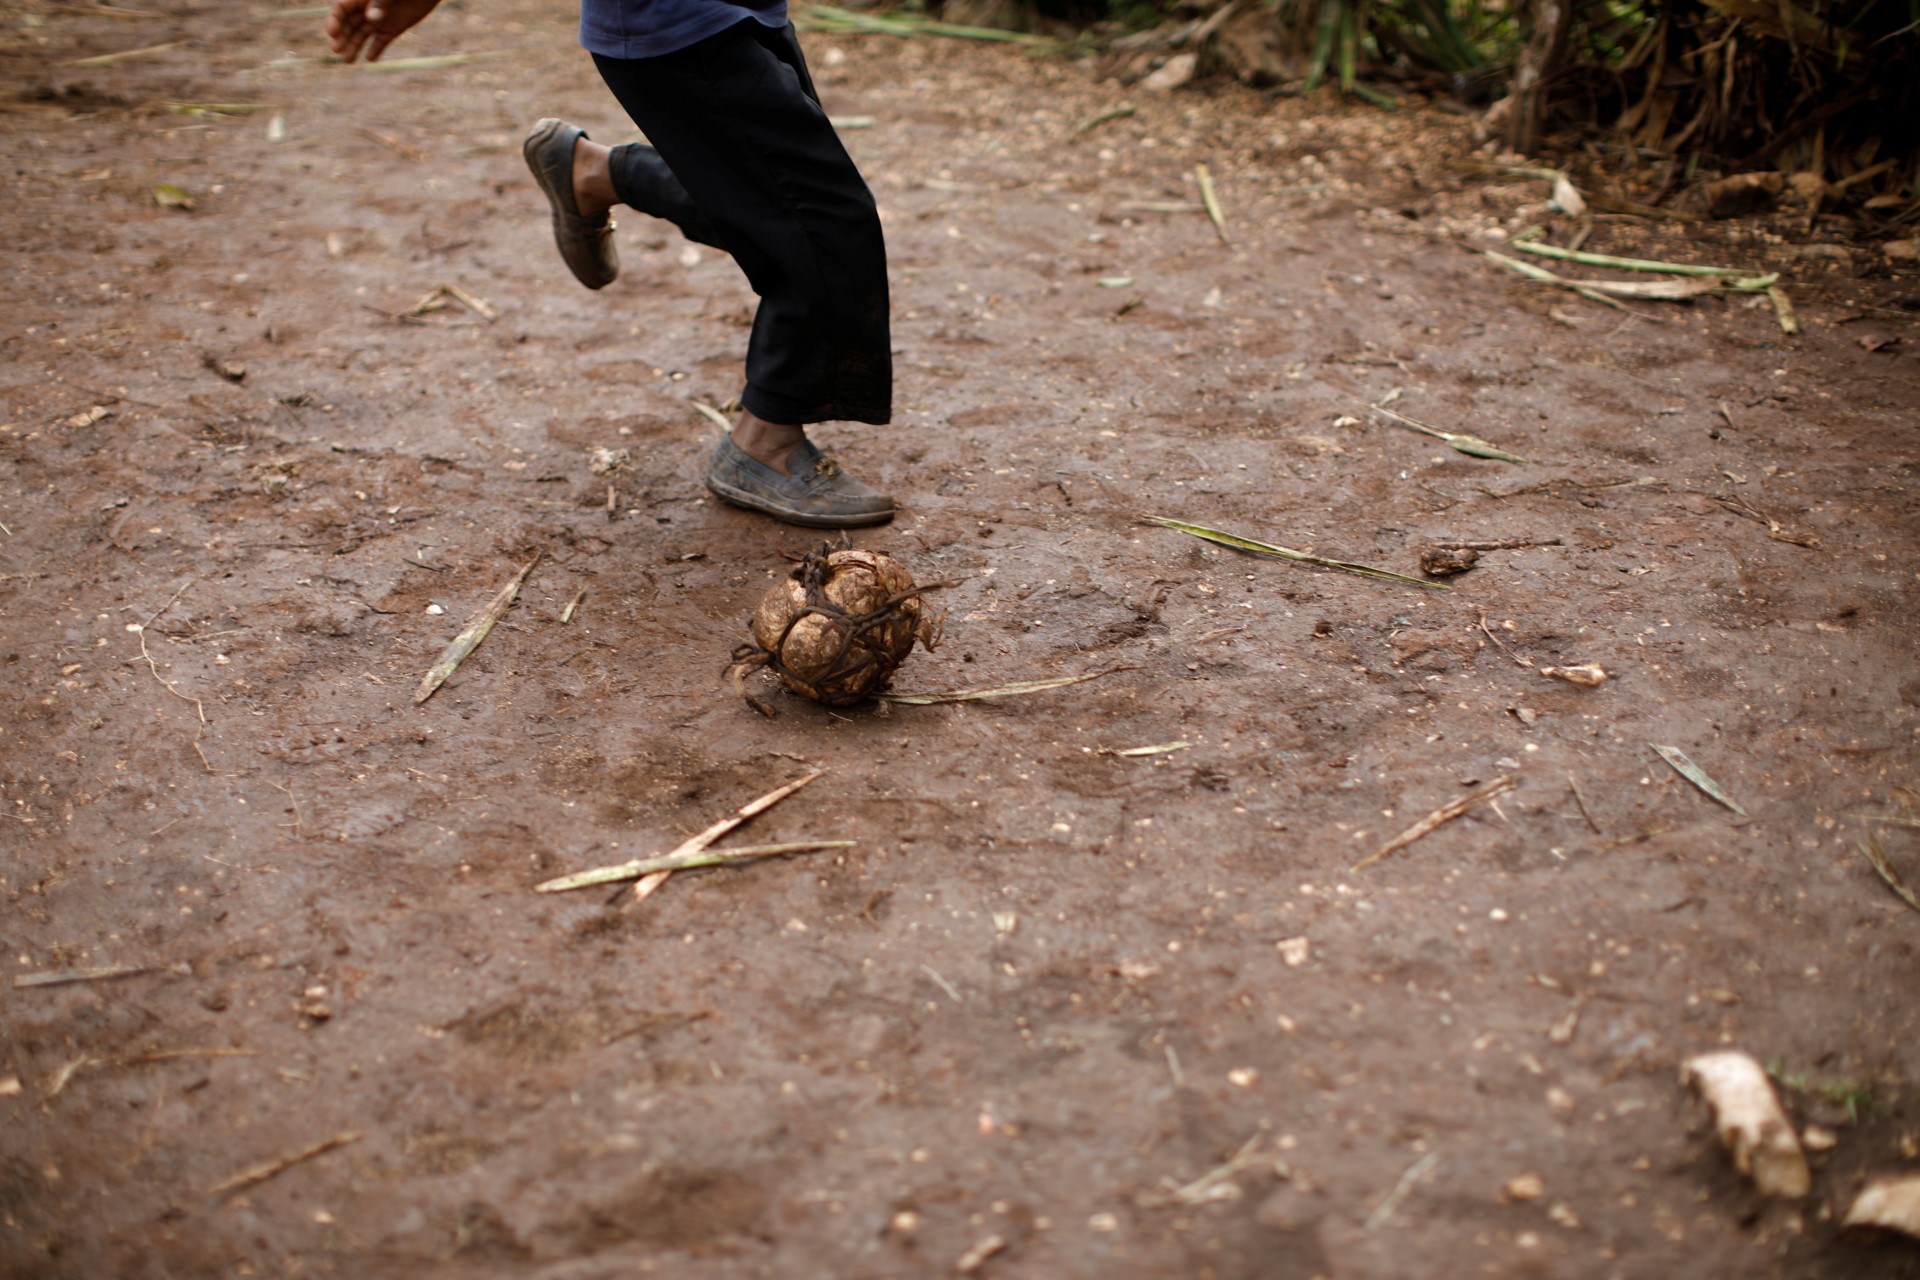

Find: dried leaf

[1650,744,1747,817]
[1860,834,1920,914]
[414,557,538,704]
[1370,404,1527,463]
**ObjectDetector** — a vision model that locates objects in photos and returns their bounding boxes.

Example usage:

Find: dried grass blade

[691,400,733,432]
[211,1132,361,1198]
[1650,744,1747,817]
[1076,103,1136,136]
[1195,164,1229,244]
[363,50,511,71]
[1860,834,1920,914]
[439,283,497,321]
[879,671,1117,705]
[414,556,538,705]
[14,965,155,989]
[1565,276,1727,300]
[1509,239,1755,278]
[1353,776,1515,872]
[64,40,182,65]
[1481,250,1657,318]
[1141,515,1446,590]
[1370,404,1527,463]
[1768,285,1800,334]
[1103,741,1192,757]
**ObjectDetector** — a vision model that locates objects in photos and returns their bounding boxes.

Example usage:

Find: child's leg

[590,21,892,428]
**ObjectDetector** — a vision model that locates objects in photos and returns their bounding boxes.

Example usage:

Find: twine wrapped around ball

[732,547,943,708]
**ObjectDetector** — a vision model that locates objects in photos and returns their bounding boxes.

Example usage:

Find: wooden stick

[532,771,827,894]
[211,1131,361,1197]
[1478,613,1533,669]
[1354,777,1515,872]
[1567,774,1602,834]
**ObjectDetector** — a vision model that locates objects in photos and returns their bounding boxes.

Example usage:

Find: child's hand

[326,0,442,64]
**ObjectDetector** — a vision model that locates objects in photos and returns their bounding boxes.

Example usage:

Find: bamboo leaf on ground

[414,556,538,704]
[1860,834,1920,914]
[1142,516,1446,590]
[1195,164,1229,244]
[1370,403,1527,462]
[1650,744,1747,817]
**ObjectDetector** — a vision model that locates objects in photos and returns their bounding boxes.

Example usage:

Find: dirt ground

[4,1,1920,1276]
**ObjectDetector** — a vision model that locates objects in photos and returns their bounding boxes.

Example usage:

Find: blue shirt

[580,0,788,59]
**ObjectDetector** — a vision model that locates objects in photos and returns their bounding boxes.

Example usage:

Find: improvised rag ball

[743,548,941,705]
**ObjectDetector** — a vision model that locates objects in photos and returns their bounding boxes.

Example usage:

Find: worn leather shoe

[523,117,617,290]
[705,436,895,528]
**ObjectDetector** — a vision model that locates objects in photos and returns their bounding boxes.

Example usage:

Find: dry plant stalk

[1353,776,1515,872]
[533,770,828,894]
[415,556,538,704]
[1681,1052,1810,1198]
[211,1131,363,1198]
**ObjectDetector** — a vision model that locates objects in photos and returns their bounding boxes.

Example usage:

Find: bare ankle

[571,136,617,217]
[731,414,805,476]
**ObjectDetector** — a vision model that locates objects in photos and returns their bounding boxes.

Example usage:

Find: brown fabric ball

[748,549,938,704]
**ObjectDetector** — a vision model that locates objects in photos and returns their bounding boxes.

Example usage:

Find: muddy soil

[4,2,1920,1276]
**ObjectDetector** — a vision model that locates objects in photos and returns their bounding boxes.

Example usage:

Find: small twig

[920,964,962,1003]
[561,588,586,624]
[211,1131,362,1198]
[1478,613,1533,669]
[1364,1150,1440,1233]
[1139,1133,1287,1208]
[1354,777,1516,872]
[1568,774,1602,834]
[14,965,155,989]
[47,1047,256,1098]
[533,770,827,893]
[1074,103,1136,136]
[268,779,304,838]
[438,283,498,322]
[690,400,733,433]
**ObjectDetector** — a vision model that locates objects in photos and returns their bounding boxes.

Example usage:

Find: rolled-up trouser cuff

[742,381,890,428]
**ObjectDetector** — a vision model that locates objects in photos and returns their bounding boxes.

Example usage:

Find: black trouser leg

[593,21,892,426]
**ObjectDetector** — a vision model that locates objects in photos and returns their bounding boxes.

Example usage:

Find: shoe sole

[705,476,895,528]
[523,118,617,291]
